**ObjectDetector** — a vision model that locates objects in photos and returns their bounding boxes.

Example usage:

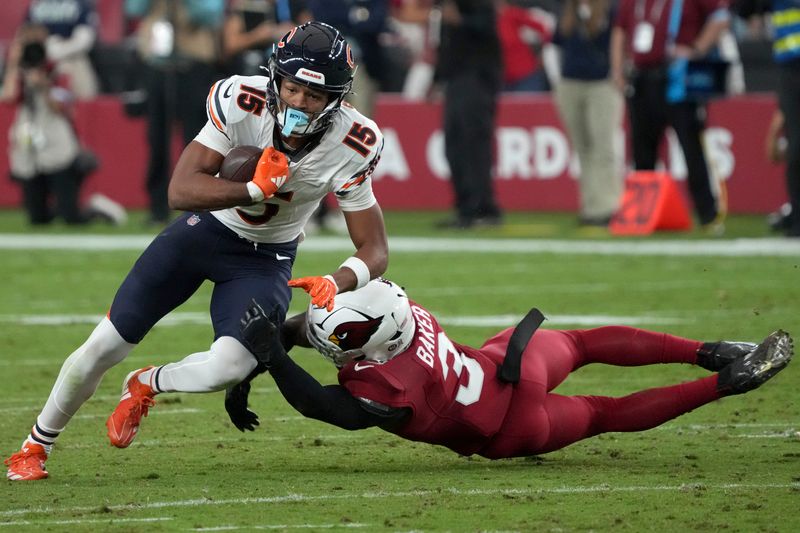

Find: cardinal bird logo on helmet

[326,316,383,351]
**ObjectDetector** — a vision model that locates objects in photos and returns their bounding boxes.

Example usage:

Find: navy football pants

[109,212,297,345]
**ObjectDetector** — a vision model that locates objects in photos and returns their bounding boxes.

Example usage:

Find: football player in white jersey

[5,21,389,481]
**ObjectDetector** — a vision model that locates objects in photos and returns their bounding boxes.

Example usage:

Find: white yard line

[440,314,687,327]
[0,517,172,528]
[0,312,209,327]
[0,353,207,367]
[657,422,800,429]
[58,432,358,450]
[1,483,797,518]
[0,312,687,328]
[0,387,277,403]
[191,523,372,531]
[0,406,202,417]
[737,432,800,438]
[0,234,798,256]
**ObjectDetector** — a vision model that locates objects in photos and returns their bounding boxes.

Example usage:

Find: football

[219,145,263,183]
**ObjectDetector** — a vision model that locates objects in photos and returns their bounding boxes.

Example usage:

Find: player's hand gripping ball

[251,147,289,198]
[218,145,264,183]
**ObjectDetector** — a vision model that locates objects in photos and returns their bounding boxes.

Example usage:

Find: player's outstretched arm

[238,301,391,430]
[224,380,260,432]
[281,312,311,350]
[288,204,388,310]
[338,203,389,290]
[224,313,306,432]
[168,141,253,211]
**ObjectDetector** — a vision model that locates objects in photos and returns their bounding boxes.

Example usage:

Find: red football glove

[252,147,289,198]
[288,276,338,311]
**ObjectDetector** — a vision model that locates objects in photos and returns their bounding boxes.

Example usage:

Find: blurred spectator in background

[392,0,438,100]
[125,0,225,225]
[729,1,779,90]
[435,0,503,229]
[763,109,793,232]
[308,0,390,115]
[497,0,553,92]
[611,0,731,235]
[24,0,100,100]
[223,0,311,78]
[765,109,787,165]
[1,25,126,226]
[547,0,622,227]
[307,0,391,235]
[736,0,800,238]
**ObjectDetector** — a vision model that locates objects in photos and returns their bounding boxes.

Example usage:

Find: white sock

[36,318,134,433]
[23,421,59,455]
[135,366,164,393]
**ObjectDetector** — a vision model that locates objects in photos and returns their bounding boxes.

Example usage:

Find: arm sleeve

[613,0,631,31]
[334,179,377,212]
[333,139,383,211]
[193,76,241,154]
[519,11,551,38]
[194,121,231,155]
[269,351,408,431]
[45,25,97,62]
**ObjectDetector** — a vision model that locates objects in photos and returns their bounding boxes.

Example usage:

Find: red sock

[586,375,721,433]
[570,326,702,367]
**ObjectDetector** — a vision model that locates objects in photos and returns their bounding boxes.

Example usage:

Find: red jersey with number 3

[338,301,514,456]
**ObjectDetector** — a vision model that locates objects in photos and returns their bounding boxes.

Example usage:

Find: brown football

[219,145,263,183]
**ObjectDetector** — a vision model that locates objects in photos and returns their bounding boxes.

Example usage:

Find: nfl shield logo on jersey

[187,214,201,226]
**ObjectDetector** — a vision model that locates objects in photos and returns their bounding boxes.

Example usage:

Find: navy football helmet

[265,21,355,137]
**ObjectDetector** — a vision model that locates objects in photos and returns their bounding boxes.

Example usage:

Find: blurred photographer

[24,0,100,100]
[2,26,125,226]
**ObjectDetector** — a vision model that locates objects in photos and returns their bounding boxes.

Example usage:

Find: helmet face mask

[305,279,416,369]
[264,21,355,138]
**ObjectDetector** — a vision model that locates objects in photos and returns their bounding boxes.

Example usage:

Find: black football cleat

[717,330,793,395]
[696,340,757,371]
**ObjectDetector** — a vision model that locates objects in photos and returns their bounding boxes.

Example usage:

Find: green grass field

[1,209,799,532]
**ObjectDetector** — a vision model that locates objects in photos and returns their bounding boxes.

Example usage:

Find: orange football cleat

[106,366,157,448]
[5,443,49,481]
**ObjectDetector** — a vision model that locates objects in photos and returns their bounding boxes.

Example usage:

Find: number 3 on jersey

[436,332,484,406]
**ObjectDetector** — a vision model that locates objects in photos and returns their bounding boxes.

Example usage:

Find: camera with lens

[20,41,47,69]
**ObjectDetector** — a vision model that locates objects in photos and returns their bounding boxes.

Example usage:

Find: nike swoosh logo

[353,362,374,371]
[223,83,232,98]
[276,253,292,261]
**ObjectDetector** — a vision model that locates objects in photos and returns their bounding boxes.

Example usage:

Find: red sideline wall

[0,94,786,213]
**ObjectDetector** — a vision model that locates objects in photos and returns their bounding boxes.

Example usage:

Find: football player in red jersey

[228,279,793,459]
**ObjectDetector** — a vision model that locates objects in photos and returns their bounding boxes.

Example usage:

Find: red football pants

[480,326,720,458]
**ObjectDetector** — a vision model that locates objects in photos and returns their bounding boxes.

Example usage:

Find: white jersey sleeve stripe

[206,80,227,133]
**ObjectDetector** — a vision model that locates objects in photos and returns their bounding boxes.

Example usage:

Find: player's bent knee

[67,318,135,373]
[207,336,258,388]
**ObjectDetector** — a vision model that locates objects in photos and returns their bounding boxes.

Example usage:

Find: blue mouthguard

[281,108,310,136]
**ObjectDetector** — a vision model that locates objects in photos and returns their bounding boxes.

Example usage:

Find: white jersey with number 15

[194,74,383,243]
